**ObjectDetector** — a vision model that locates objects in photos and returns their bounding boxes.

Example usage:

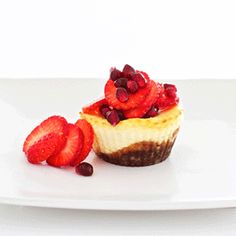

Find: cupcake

[81,64,183,166]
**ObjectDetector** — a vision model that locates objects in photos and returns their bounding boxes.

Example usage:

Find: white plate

[0,79,235,211]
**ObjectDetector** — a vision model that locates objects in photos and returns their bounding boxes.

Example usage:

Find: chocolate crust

[95,129,179,167]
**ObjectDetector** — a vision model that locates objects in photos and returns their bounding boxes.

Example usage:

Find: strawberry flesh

[124,80,158,118]
[23,116,68,154]
[26,132,66,164]
[82,98,108,117]
[47,124,84,167]
[71,119,94,166]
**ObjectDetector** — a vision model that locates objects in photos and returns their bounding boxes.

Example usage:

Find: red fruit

[137,70,150,82]
[106,110,120,126]
[23,116,68,154]
[75,162,93,176]
[124,80,158,118]
[110,68,122,81]
[164,83,177,92]
[123,64,135,78]
[132,73,147,88]
[155,83,179,111]
[127,80,138,93]
[144,106,159,118]
[47,124,84,167]
[105,79,151,110]
[82,98,108,117]
[114,77,128,88]
[116,87,129,103]
[100,104,111,118]
[26,133,66,164]
[70,119,94,166]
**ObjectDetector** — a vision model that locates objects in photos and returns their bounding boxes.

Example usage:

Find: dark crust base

[95,129,179,167]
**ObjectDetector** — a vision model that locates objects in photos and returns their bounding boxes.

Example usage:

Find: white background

[0,0,236,80]
[0,0,236,235]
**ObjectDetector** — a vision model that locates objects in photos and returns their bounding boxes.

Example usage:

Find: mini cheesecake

[81,64,183,167]
[81,105,182,166]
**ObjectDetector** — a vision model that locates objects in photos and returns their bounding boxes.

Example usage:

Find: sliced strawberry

[23,116,68,153]
[82,97,108,117]
[104,79,151,110]
[70,119,94,166]
[124,80,159,118]
[26,133,66,164]
[47,124,84,167]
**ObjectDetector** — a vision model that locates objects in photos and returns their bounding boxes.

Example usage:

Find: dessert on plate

[81,64,183,166]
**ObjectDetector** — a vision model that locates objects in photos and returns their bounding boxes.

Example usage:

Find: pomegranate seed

[123,64,135,78]
[144,106,159,118]
[106,110,120,126]
[127,80,138,93]
[116,110,125,120]
[114,77,128,88]
[110,68,122,81]
[132,73,146,88]
[164,83,177,92]
[165,87,177,98]
[75,162,93,176]
[100,105,111,117]
[116,87,129,103]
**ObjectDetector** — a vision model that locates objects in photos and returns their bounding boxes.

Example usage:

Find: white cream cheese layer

[81,106,183,154]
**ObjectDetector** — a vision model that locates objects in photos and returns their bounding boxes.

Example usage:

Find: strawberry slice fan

[23,116,94,170]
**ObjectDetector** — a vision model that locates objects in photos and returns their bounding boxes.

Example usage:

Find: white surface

[0,204,236,236]
[0,79,235,211]
[0,0,236,80]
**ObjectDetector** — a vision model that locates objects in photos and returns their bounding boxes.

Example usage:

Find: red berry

[47,124,83,167]
[132,73,147,88]
[100,104,111,117]
[123,64,135,78]
[116,87,129,103]
[116,109,125,120]
[144,106,159,118]
[165,87,177,98]
[127,80,138,93]
[106,110,120,126]
[23,115,68,154]
[110,68,122,81]
[70,119,94,166]
[114,77,128,88]
[75,162,93,176]
[164,83,177,92]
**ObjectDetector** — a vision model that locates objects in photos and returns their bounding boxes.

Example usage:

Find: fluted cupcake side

[81,105,183,166]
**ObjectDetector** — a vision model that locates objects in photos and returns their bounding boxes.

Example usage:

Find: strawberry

[26,133,66,164]
[124,80,159,118]
[47,124,84,167]
[82,98,108,117]
[104,79,151,110]
[70,119,94,166]
[23,116,68,153]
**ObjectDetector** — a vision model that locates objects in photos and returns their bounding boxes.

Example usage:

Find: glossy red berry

[110,68,122,81]
[127,80,138,93]
[116,87,129,103]
[132,73,147,88]
[100,104,111,117]
[114,78,128,88]
[123,64,135,78]
[144,106,159,118]
[106,110,120,126]
[75,162,93,176]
